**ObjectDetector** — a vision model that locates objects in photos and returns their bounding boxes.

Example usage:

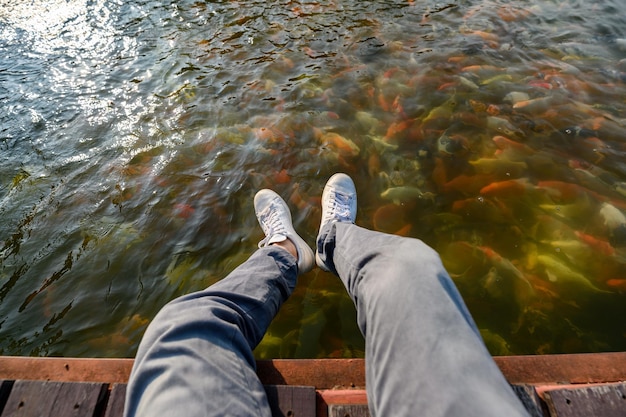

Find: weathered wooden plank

[258,359,367,389]
[0,380,108,417]
[0,357,133,384]
[318,389,368,405]
[264,385,316,417]
[0,381,15,416]
[328,404,371,417]
[511,384,546,417]
[494,353,626,385]
[2,354,626,388]
[543,382,626,417]
[103,384,127,417]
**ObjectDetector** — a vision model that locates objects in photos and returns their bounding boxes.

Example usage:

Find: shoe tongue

[267,234,287,245]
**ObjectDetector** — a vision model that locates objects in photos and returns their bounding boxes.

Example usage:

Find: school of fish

[2,0,624,358]
[222,1,626,356]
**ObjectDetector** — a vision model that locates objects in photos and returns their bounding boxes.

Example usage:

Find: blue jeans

[124,223,529,417]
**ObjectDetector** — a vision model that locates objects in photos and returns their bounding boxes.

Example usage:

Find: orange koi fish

[444,173,497,194]
[479,178,531,198]
[537,180,604,203]
[432,157,447,188]
[497,5,532,22]
[274,168,291,184]
[385,119,414,142]
[606,279,626,291]
[368,152,381,178]
[451,197,513,223]
[173,203,195,219]
[253,127,283,143]
[477,245,536,303]
[373,203,406,233]
[394,223,413,237]
[438,81,457,91]
[527,79,553,89]
[492,135,535,156]
[320,132,360,157]
[460,64,504,73]
[512,96,556,113]
[574,231,615,257]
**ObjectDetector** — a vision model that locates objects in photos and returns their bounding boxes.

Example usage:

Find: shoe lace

[258,202,287,247]
[323,190,353,223]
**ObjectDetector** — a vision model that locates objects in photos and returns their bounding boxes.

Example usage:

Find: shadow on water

[0,0,625,358]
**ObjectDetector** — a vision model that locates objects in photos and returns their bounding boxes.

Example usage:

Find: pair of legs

[124,174,529,417]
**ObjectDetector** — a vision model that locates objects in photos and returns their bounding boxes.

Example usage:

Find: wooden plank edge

[0,352,625,387]
[316,389,368,417]
[0,357,134,384]
[257,359,366,389]
[494,352,626,385]
[534,382,626,399]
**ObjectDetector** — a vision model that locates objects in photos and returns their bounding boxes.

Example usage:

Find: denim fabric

[124,246,297,417]
[317,223,529,417]
[125,224,529,417]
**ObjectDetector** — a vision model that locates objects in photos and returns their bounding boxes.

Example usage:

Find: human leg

[124,190,314,417]
[316,174,529,417]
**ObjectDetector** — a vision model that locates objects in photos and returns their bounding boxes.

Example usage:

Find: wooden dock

[0,353,625,416]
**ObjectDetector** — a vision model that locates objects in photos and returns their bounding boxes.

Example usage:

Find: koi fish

[503,91,530,104]
[480,328,513,356]
[477,246,536,305]
[479,178,532,198]
[457,75,479,90]
[486,116,525,137]
[355,111,382,133]
[537,180,605,203]
[422,93,457,125]
[469,158,528,177]
[444,173,497,194]
[253,126,283,142]
[527,79,553,89]
[540,239,593,267]
[319,132,360,157]
[452,197,513,223]
[480,74,513,86]
[461,64,505,74]
[437,132,469,155]
[539,200,594,222]
[380,186,425,204]
[574,231,615,257]
[560,126,599,138]
[385,119,414,142]
[599,202,626,229]
[274,168,291,184]
[492,136,535,160]
[432,157,447,188]
[513,96,566,113]
[537,254,609,293]
[173,203,195,219]
[373,203,409,234]
[497,5,533,22]
[366,135,399,152]
[606,279,626,291]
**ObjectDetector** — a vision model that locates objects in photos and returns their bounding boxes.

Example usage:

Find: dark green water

[1,0,625,358]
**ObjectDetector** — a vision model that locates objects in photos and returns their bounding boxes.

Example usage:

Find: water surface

[1,0,625,358]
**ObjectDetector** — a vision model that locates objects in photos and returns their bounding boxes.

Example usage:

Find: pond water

[1,0,625,358]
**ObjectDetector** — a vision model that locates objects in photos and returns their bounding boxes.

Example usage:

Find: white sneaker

[315,173,357,271]
[254,189,314,274]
